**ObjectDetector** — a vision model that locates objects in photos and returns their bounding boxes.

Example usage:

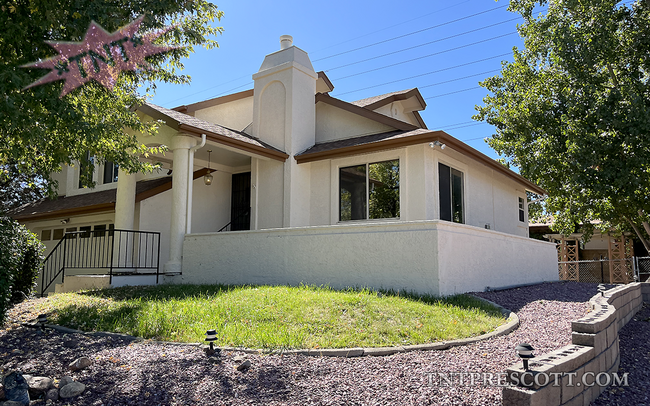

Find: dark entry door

[231,172,251,231]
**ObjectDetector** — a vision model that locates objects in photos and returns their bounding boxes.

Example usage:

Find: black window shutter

[439,163,451,221]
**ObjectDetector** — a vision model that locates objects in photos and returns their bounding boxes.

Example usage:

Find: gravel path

[0,282,624,406]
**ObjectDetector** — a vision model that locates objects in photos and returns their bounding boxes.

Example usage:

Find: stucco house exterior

[13,35,558,296]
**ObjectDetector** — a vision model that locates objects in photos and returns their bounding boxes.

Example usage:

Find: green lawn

[35,284,506,349]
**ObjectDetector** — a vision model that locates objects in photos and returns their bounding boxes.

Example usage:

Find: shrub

[0,217,45,324]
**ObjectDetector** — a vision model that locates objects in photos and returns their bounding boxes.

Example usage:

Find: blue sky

[151,0,529,160]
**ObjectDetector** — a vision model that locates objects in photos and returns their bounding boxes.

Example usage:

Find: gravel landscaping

[1,282,645,405]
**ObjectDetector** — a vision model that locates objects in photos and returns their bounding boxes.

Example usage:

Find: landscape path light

[598,284,607,296]
[205,329,220,355]
[515,343,535,371]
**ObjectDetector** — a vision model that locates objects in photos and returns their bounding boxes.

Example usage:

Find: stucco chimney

[280,35,293,50]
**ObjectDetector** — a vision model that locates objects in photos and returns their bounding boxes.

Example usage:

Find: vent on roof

[280,35,293,50]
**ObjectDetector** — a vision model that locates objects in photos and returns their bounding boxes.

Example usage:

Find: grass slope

[36,284,505,349]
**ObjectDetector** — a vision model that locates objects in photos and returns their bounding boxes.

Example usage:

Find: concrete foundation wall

[503,282,649,406]
[181,220,557,296]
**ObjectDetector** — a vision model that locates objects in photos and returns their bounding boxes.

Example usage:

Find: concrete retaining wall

[180,220,558,296]
[503,282,649,406]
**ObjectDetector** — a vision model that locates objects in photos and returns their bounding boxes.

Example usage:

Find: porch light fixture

[204,150,214,186]
[205,329,220,355]
[429,141,446,150]
[515,343,535,371]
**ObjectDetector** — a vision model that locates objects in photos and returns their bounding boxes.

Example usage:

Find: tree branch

[626,215,650,254]
[607,64,620,88]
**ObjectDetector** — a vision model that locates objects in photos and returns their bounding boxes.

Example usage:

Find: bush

[0,217,45,324]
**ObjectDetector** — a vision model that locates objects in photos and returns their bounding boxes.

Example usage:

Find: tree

[0,0,224,193]
[474,0,650,250]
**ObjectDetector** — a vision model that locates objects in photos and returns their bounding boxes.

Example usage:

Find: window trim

[332,151,404,225]
[338,159,401,222]
[518,196,526,223]
[437,160,466,224]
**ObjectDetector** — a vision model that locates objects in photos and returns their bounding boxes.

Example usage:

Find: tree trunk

[626,217,650,255]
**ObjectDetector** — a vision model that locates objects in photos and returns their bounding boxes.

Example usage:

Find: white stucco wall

[315,103,396,144]
[434,221,558,296]
[181,220,557,296]
[252,158,284,229]
[193,96,254,132]
[374,102,420,127]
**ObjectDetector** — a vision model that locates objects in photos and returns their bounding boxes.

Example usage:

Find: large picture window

[439,162,464,223]
[339,160,400,221]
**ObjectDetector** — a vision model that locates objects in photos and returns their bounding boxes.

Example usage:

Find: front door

[230,172,251,231]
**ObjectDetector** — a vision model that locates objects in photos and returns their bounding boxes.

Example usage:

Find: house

[13,35,558,296]
[529,220,649,283]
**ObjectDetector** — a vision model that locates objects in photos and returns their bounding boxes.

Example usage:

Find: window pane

[439,163,451,221]
[518,197,525,222]
[340,165,367,221]
[52,229,64,240]
[103,161,119,184]
[451,168,464,223]
[79,226,91,238]
[41,229,51,241]
[369,160,400,219]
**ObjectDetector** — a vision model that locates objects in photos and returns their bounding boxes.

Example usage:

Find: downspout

[186,134,206,234]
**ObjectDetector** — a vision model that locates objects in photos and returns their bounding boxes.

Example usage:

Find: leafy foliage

[0,163,49,214]
[474,0,650,246]
[0,0,223,189]
[0,217,45,324]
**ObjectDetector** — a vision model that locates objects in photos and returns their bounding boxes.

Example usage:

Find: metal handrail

[218,208,250,232]
[40,228,161,296]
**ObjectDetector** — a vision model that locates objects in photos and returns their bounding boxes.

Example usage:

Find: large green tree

[475,0,650,250]
[1,0,223,195]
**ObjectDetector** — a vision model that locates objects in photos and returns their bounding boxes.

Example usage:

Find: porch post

[164,135,196,275]
[114,168,137,230]
[114,168,137,270]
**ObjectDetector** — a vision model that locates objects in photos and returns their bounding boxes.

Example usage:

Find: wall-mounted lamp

[60,218,70,224]
[204,150,214,186]
[429,141,446,150]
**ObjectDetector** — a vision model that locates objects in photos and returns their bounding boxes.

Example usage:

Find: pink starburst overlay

[22,15,176,97]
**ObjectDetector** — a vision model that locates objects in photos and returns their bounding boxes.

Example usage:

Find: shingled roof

[138,103,289,161]
[11,177,174,221]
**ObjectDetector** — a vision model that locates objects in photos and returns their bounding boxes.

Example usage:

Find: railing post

[156,232,161,284]
[61,235,67,285]
[109,229,116,286]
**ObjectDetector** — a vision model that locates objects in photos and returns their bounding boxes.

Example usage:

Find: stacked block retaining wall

[503,282,649,406]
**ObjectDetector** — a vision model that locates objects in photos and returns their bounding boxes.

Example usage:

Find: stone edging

[39,296,518,358]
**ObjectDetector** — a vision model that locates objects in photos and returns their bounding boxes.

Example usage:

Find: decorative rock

[233,355,247,363]
[68,357,92,371]
[62,339,78,349]
[3,372,29,406]
[45,388,59,401]
[3,401,27,406]
[58,376,74,389]
[26,376,53,396]
[236,360,251,371]
[59,382,85,399]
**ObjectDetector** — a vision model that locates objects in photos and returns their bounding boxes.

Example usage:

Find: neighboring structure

[13,36,558,296]
[530,221,649,283]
